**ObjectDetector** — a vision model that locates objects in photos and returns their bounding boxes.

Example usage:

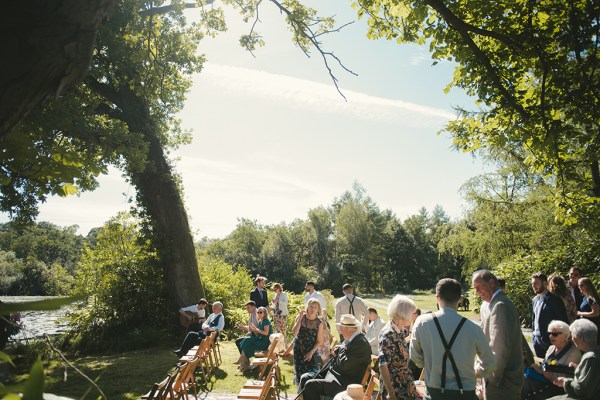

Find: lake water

[1,296,70,341]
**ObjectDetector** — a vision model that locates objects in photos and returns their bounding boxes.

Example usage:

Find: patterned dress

[293,316,321,383]
[378,323,419,400]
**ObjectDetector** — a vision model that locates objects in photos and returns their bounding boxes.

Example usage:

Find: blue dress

[580,297,600,343]
[240,318,273,357]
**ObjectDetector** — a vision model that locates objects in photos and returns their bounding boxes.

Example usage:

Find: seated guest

[172,301,224,357]
[238,306,273,372]
[299,314,371,400]
[234,301,258,358]
[522,320,582,399]
[178,298,208,331]
[364,307,384,355]
[549,318,600,399]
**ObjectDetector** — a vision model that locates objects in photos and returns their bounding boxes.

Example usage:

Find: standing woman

[238,306,273,371]
[270,283,289,340]
[291,298,324,385]
[378,295,419,400]
[577,278,600,343]
[548,274,578,323]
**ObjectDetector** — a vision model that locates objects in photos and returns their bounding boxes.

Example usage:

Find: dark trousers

[177,330,207,355]
[299,372,343,400]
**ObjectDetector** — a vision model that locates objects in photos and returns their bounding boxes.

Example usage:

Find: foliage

[66,213,168,352]
[353,0,600,228]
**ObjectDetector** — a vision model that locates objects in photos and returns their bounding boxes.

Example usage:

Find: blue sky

[6,1,487,238]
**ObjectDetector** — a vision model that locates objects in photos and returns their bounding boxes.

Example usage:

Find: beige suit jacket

[480,291,523,399]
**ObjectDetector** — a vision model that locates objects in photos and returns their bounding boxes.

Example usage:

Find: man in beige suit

[472,270,523,400]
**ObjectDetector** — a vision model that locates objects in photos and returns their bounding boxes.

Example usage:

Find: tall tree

[354,0,600,227]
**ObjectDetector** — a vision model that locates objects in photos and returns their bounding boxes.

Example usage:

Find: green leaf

[0,295,83,314]
[0,352,15,367]
[60,184,79,196]
[22,356,44,400]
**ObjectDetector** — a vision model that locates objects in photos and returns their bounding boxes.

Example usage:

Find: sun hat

[336,314,361,329]
[333,384,364,400]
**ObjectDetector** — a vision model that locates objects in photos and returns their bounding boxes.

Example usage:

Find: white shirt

[335,294,369,331]
[202,312,225,332]
[365,317,385,355]
[305,290,327,311]
[180,304,206,319]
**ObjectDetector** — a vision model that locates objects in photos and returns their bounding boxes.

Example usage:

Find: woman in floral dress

[290,298,324,385]
[378,294,419,400]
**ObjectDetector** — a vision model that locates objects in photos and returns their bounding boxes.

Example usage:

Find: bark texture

[0,0,116,137]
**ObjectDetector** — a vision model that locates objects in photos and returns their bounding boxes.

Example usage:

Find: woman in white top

[270,283,289,340]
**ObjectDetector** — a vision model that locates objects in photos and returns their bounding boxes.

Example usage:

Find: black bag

[426,316,476,400]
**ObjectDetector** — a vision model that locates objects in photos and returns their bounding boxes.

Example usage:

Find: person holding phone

[290,298,325,385]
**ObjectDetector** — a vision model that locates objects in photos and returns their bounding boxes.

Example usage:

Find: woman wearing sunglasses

[522,320,582,399]
[237,306,273,372]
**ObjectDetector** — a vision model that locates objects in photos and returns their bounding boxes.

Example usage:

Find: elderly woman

[549,318,600,399]
[238,306,273,372]
[523,320,582,399]
[379,294,419,400]
[290,298,324,385]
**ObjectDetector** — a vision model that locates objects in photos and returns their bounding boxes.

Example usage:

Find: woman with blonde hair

[290,298,325,385]
[238,306,273,371]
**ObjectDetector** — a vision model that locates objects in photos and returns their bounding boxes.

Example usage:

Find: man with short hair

[250,276,269,308]
[365,307,385,355]
[299,314,372,400]
[335,283,368,336]
[178,298,208,331]
[234,301,258,355]
[172,301,225,357]
[472,270,524,400]
[531,271,569,357]
[304,281,327,318]
[410,278,496,398]
[568,266,584,311]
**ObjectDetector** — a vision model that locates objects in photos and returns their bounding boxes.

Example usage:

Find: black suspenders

[432,315,467,394]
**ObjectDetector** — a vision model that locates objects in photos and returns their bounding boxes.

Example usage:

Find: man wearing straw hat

[299,314,371,400]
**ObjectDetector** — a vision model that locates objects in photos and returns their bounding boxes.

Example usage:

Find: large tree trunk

[0,0,116,137]
[117,87,204,311]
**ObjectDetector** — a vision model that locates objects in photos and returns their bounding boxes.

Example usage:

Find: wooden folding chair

[243,358,280,399]
[171,356,200,400]
[360,367,371,387]
[141,367,178,400]
[252,335,279,379]
[363,370,379,400]
[208,330,222,367]
[237,366,277,400]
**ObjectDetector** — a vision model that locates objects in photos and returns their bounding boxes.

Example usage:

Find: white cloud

[409,51,431,66]
[196,63,455,127]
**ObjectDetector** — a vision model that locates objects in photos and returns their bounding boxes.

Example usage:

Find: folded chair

[141,367,179,400]
[237,366,277,400]
[243,358,280,399]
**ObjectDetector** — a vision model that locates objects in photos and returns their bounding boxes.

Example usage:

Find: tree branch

[139,1,216,17]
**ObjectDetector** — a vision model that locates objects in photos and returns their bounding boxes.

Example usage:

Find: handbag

[426,316,476,400]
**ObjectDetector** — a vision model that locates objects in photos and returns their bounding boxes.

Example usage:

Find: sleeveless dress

[580,297,600,343]
[293,315,321,383]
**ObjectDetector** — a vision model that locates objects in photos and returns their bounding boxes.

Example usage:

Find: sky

[4,1,488,239]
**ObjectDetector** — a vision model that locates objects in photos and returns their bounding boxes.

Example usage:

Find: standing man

[304,281,327,318]
[568,266,584,311]
[472,270,523,400]
[531,271,569,357]
[335,284,368,337]
[250,275,269,308]
[411,278,496,398]
[299,314,372,400]
[365,308,385,355]
[234,301,259,355]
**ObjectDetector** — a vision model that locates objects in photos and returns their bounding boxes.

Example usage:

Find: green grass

[16,340,297,399]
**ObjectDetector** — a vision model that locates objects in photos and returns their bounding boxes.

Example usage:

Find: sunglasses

[257,311,264,314]
[548,332,562,337]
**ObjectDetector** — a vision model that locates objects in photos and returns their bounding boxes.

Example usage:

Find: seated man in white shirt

[410,278,496,398]
[178,298,208,331]
[172,301,225,357]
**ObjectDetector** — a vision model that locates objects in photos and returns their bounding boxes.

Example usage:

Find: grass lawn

[19,340,297,399]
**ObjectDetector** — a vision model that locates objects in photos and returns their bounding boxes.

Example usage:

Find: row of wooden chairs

[141,331,222,399]
[236,335,282,400]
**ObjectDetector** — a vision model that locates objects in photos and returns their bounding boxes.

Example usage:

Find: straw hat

[336,314,361,329]
[333,384,364,400]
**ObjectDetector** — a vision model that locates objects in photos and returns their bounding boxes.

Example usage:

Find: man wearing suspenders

[335,283,368,340]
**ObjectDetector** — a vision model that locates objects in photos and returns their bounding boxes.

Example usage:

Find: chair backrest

[172,357,200,395]
[360,367,371,387]
[257,366,278,400]
[263,335,279,360]
[363,370,379,400]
